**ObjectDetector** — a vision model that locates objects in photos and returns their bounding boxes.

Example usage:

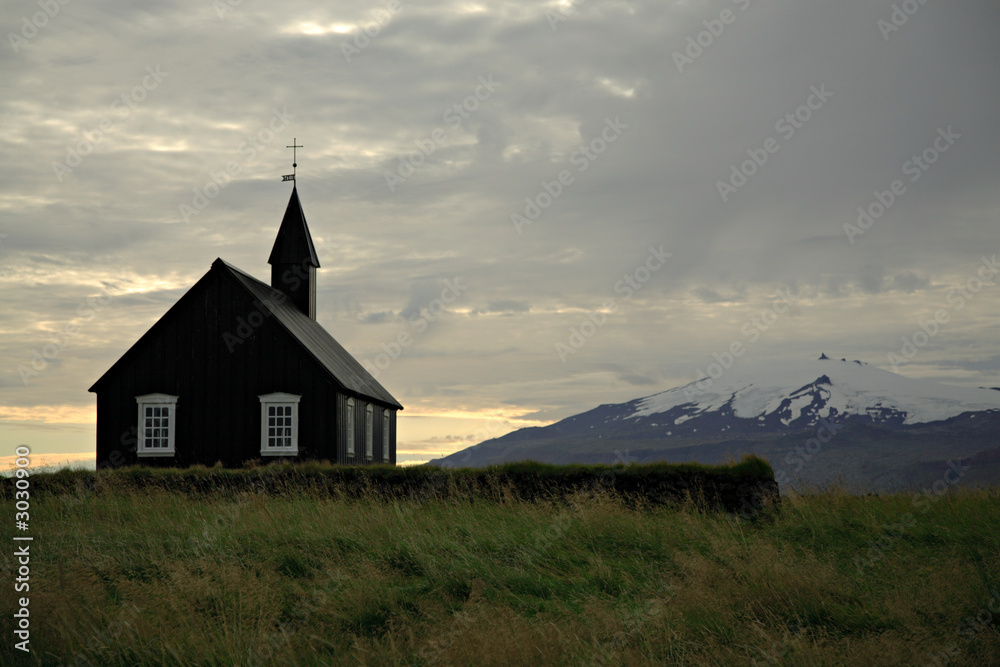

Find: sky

[2,0,999,469]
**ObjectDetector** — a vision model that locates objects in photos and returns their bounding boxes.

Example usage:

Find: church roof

[89,258,402,410]
[219,259,401,409]
[268,186,320,268]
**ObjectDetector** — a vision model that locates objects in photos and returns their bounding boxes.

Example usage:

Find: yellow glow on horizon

[0,451,94,472]
[399,406,547,426]
[0,404,95,424]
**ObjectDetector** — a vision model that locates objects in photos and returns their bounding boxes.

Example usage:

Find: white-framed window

[382,411,390,461]
[259,393,300,456]
[136,394,178,457]
[365,403,373,460]
[346,397,355,457]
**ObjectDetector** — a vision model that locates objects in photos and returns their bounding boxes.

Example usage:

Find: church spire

[269,185,320,319]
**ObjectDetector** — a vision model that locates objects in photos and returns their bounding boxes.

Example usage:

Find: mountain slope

[428,358,1000,492]
[631,357,1000,427]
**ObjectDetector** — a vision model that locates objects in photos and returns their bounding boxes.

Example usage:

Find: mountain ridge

[428,358,1000,492]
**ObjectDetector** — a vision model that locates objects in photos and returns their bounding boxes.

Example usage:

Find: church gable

[88,259,246,394]
[90,183,402,468]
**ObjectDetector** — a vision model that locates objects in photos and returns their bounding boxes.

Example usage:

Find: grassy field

[3,475,999,666]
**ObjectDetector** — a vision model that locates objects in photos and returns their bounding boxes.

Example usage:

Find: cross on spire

[282,138,303,182]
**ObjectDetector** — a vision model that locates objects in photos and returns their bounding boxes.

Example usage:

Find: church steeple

[268,185,320,319]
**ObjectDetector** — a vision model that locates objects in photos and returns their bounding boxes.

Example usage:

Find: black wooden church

[90,184,403,467]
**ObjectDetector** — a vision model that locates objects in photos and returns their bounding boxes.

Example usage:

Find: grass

[3,474,999,665]
[4,455,775,498]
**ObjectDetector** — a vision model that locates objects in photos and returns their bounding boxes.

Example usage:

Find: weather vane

[282,138,302,182]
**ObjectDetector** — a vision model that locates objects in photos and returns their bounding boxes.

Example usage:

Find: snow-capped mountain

[629,356,1000,432]
[428,358,1000,492]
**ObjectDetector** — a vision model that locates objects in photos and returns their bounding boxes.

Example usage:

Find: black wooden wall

[94,265,397,468]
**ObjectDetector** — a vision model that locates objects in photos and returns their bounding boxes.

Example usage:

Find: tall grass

[3,482,998,665]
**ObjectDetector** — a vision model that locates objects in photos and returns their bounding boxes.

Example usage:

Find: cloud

[692,286,743,304]
[360,310,395,324]
[891,271,930,293]
[472,300,530,315]
[2,0,999,463]
[617,373,657,387]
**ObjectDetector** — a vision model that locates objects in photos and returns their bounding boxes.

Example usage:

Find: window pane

[365,405,373,456]
[383,414,389,459]
[262,402,297,450]
[138,399,176,452]
[346,399,355,455]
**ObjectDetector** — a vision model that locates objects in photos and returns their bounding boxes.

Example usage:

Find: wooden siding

[94,266,397,468]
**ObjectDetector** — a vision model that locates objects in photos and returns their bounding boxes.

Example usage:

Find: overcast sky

[2,0,999,468]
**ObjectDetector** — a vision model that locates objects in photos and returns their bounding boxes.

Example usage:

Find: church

[90,181,403,468]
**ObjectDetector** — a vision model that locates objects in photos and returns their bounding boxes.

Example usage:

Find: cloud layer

[2,0,999,465]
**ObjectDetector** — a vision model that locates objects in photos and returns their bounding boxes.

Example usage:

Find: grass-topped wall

[3,455,778,514]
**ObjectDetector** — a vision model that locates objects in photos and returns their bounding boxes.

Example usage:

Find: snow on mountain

[429,356,1000,490]
[631,357,1000,426]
